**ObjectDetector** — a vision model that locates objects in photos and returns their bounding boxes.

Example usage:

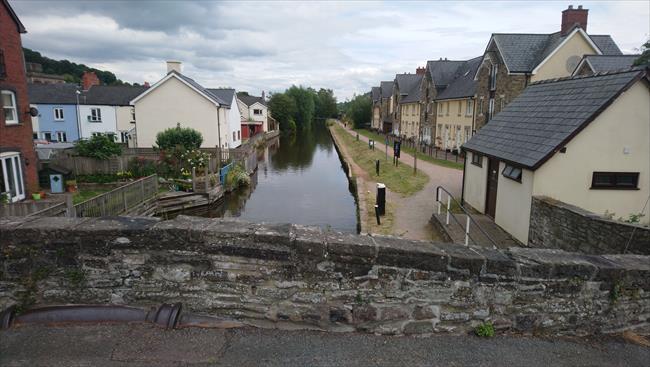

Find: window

[0,152,25,202]
[237,130,241,140]
[457,101,462,116]
[32,132,38,140]
[89,108,102,122]
[445,102,449,116]
[466,100,474,116]
[130,108,136,123]
[502,164,522,182]
[472,153,483,167]
[0,49,6,79]
[489,64,498,91]
[500,97,505,112]
[54,108,64,121]
[92,132,102,138]
[253,109,263,115]
[437,103,443,116]
[2,90,18,125]
[591,172,639,190]
[488,98,495,120]
[120,131,129,143]
[478,97,484,115]
[56,131,67,142]
[233,131,236,141]
[106,133,117,142]
[42,131,52,141]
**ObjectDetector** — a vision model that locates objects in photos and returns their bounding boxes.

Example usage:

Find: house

[461,68,650,244]
[572,54,641,76]
[209,88,241,148]
[0,0,39,202]
[392,71,423,137]
[130,61,241,149]
[236,92,269,138]
[422,57,481,149]
[370,86,381,130]
[379,81,394,133]
[28,83,80,143]
[474,5,622,129]
[25,62,66,84]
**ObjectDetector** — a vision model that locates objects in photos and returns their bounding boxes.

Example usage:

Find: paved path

[338,123,462,240]
[1,324,648,366]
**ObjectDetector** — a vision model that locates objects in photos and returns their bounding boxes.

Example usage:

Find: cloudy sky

[11,0,649,100]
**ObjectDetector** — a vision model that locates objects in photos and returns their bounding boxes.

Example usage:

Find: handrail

[74,174,158,217]
[435,186,498,248]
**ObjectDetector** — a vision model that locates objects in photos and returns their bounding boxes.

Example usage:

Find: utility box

[50,174,64,193]
[376,183,386,216]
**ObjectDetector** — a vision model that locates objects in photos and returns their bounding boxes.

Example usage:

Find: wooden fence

[74,174,158,217]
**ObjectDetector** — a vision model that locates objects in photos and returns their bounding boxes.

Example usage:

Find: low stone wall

[529,196,650,255]
[1,215,649,336]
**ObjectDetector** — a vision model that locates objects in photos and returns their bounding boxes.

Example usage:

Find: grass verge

[353,128,464,170]
[73,189,110,204]
[331,124,428,196]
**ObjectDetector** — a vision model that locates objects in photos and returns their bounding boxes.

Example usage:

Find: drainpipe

[216,106,222,149]
[460,153,467,205]
[75,90,82,141]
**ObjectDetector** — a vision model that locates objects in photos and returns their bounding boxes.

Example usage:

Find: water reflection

[194,122,358,232]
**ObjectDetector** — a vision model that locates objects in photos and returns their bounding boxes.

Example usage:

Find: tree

[286,85,316,129]
[345,94,372,129]
[75,135,122,160]
[269,92,298,132]
[155,126,203,151]
[633,39,650,66]
[315,88,338,118]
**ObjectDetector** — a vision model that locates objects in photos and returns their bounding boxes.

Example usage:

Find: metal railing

[435,186,497,247]
[74,174,158,217]
[25,201,68,217]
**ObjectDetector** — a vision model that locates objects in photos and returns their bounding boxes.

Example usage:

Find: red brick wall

[0,2,39,195]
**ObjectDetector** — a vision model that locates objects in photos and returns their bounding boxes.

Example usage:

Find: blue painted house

[28,83,80,142]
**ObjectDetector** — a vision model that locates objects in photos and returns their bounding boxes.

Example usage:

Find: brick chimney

[166,60,182,74]
[561,5,588,36]
[82,71,100,91]
[416,66,425,75]
[143,81,150,87]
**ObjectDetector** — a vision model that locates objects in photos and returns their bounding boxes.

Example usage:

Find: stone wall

[1,215,649,336]
[529,196,650,256]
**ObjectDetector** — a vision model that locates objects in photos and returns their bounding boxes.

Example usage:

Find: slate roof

[578,55,641,74]
[236,92,266,107]
[380,81,393,99]
[207,88,235,107]
[83,85,148,106]
[371,87,380,102]
[436,57,482,100]
[170,71,228,106]
[462,69,646,169]
[426,59,467,88]
[28,83,79,104]
[490,31,621,73]
[395,74,423,104]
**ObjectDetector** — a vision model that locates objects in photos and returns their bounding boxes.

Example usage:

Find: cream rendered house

[236,93,268,133]
[462,69,649,244]
[130,61,241,149]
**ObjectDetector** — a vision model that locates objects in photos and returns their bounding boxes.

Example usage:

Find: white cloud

[10,0,649,100]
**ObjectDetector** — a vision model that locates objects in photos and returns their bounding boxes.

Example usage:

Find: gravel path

[338,123,462,240]
[2,324,648,366]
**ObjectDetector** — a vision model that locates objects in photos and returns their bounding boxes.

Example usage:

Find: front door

[485,157,499,218]
[0,152,26,202]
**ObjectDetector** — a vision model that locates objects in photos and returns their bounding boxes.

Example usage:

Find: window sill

[4,122,22,127]
[502,175,522,183]
[471,162,482,168]
[590,186,640,191]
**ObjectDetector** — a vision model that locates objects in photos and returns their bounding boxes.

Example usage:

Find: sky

[10,0,650,101]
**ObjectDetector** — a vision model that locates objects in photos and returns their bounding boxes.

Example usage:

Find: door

[0,152,25,202]
[485,157,499,218]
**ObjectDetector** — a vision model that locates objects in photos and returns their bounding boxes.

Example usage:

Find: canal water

[193,122,358,232]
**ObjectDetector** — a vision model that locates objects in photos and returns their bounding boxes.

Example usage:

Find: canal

[193,122,358,232]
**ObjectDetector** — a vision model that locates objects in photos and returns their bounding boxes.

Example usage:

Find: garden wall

[1,215,648,336]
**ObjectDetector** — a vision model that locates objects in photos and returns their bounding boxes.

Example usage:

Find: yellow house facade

[434,98,474,150]
[400,102,420,140]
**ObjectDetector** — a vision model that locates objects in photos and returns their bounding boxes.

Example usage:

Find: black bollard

[375,160,380,176]
[375,205,381,225]
[376,183,386,215]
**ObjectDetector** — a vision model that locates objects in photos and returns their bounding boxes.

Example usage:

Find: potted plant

[65,179,78,193]
[32,192,41,200]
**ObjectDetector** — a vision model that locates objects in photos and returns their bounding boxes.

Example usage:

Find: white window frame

[56,131,67,142]
[466,100,474,116]
[489,64,498,91]
[253,109,263,116]
[120,131,129,143]
[0,152,25,202]
[457,101,462,116]
[89,108,102,122]
[42,131,52,141]
[54,108,64,121]
[488,98,495,120]
[2,90,18,125]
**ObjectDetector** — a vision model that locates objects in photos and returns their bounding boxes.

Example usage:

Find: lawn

[353,129,464,170]
[331,124,428,196]
[73,189,110,204]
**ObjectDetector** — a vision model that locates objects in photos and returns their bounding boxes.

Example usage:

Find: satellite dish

[29,107,39,117]
[566,55,581,73]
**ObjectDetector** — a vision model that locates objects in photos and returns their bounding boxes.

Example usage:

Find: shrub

[155,126,203,151]
[474,322,495,337]
[225,163,250,190]
[129,157,158,177]
[75,135,122,160]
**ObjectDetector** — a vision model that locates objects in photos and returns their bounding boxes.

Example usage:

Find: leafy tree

[315,88,338,118]
[633,39,650,66]
[155,126,203,151]
[269,93,298,132]
[75,135,122,160]
[345,94,372,129]
[286,85,316,129]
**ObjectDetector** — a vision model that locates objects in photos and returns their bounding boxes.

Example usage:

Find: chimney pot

[166,60,182,74]
[568,5,573,9]
[578,5,582,9]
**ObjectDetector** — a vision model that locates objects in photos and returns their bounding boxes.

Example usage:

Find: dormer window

[253,109,263,115]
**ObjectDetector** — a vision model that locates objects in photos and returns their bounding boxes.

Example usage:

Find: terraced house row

[370,5,639,151]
